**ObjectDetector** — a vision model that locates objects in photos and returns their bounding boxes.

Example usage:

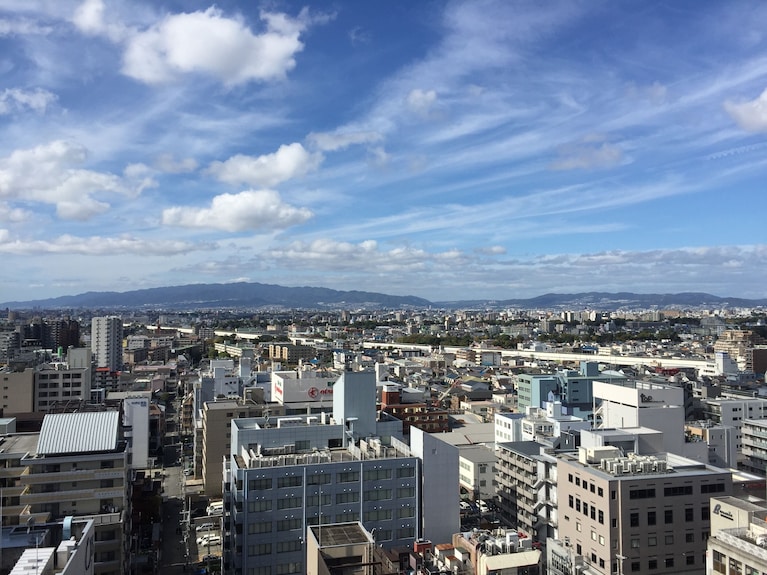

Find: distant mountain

[2,285,765,311]
[1,282,431,310]
[436,291,767,310]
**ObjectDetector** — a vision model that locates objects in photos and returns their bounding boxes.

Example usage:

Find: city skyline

[1,0,766,303]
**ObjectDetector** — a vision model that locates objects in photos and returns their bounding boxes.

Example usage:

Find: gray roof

[37,411,120,455]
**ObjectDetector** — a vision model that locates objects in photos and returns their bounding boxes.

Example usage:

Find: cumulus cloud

[122,7,308,85]
[0,202,30,223]
[550,136,624,170]
[161,189,313,232]
[72,0,129,42]
[475,245,507,255]
[0,140,140,220]
[724,88,767,133]
[206,143,322,187]
[0,231,206,255]
[306,131,382,152]
[0,88,57,115]
[407,88,437,116]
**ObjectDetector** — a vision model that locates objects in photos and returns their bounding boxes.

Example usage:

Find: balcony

[21,486,125,503]
[20,468,125,485]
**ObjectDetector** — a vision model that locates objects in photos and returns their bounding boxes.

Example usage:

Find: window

[335,512,359,522]
[701,483,726,494]
[398,507,415,518]
[665,558,674,567]
[306,495,331,507]
[276,540,302,553]
[249,478,272,490]
[576,522,582,532]
[685,508,694,522]
[591,483,595,493]
[364,489,392,501]
[686,555,694,566]
[629,488,656,499]
[591,530,597,541]
[631,562,640,572]
[275,562,302,575]
[569,495,574,508]
[363,468,392,481]
[665,534,674,544]
[685,532,694,543]
[665,509,673,524]
[568,473,573,483]
[575,477,581,486]
[648,536,657,546]
[628,537,639,548]
[397,487,415,498]
[664,485,693,496]
[599,535,605,546]
[337,471,359,483]
[336,492,359,504]
[364,509,393,521]
[277,497,302,510]
[249,500,272,512]
[611,490,617,500]
[277,476,302,488]
[630,512,639,527]
[307,473,331,485]
[583,503,588,516]
[598,487,604,497]
[576,499,581,512]
[249,522,272,534]
[397,466,415,478]
[647,511,656,526]
[648,559,657,570]
[277,519,301,531]
[598,510,604,524]
[248,543,272,556]
[396,527,415,539]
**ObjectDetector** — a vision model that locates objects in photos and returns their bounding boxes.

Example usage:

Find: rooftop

[310,522,370,547]
[37,411,120,455]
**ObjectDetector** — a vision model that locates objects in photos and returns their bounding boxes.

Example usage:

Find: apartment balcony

[19,467,125,485]
[0,467,26,479]
[21,485,125,504]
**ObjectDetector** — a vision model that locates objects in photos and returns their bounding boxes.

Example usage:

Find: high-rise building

[91,316,123,372]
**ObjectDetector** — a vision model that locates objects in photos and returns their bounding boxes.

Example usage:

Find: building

[685,420,738,468]
[458,445,496,501]
[222,371,459,575]
[713,329,767,373]
[0,367,35,414]
[91,317,123,372]
[706,496,767,575]
[741,418,767,475]
[305,522,375,575]
[701,397,767,453]
[556,446,733,575]
[380,384,449,434]
[19,411,130,575]
[34,361,91,412]
[268,342,316,365]
[520,402,590,443]
[200,398,279,496]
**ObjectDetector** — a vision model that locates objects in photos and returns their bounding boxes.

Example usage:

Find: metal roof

[37,411,120,455]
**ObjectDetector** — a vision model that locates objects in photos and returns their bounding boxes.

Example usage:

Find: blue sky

[1,0,766,304]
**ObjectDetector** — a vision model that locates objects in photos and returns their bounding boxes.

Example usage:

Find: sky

[1,0,766,304]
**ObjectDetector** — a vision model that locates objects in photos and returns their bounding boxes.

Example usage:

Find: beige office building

[557,447,732,575]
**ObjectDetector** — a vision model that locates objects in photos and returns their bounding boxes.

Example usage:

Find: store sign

[713,504,733,521]
[307,387,333,399]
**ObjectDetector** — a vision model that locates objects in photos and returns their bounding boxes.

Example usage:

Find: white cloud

[154,153,198,174]
[162,189,313,232]
[206,143,322,187]
[550,137,624,170]
[122,7,308,85]
[406,88,437,116]
[306,131,382,152]
[72,0,129,42]
[0,231,206,255]
[0,88,57,115]
[0,140,139,220]
[475,245,507,255]
[724,88,767,133]
[0,18,53,36]
[0,202,30,223]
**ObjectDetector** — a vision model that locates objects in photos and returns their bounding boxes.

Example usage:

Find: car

[196,534,222,546]
[200,554,219,562]
[459,501,470,511]
[196,523,217,533]
[184,468,194,476]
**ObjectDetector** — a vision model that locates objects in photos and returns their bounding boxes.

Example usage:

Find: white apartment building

[91,316,123,372]
[702,397,767,451]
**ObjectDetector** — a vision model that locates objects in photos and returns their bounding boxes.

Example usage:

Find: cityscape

[1,1,767,575]
[0,296,765,575]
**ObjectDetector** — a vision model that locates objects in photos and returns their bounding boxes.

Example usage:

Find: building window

[276,540,302,553]
[276,519,301,531]
[647,511,656,526]
[277,497,302,510]
[248,543,272,556]
[397,487,415,498]
[665,509,673,524]
[336,492,359,504]
[364,489,392,501]
[277,476,302,488]
[364,509,393,521]
[648,559,657,570]
[249,478,272,490]
[397,466,415,478]
[701,505,710,521]
[598,510,604,524]
[248,522,272,534]
[630,512,639,527]
[685,532,694,543]
[685,508,694,522]
[686,555,694,566]
[337,471,359,483]
[665,558,674,568]
[248,501,272,512]
[631,562,640,572]
[665,534,674,544]
[631,538,640,549]
[648,536,657,546]
[598,487,604,497]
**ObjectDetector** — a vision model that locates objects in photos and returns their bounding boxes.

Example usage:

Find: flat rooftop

[310,522,370,547]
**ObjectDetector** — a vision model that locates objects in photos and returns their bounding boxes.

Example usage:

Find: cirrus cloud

[306,130,383,152]
[0,230,208,255]
[0,88,57,115]
[161,189,313,232]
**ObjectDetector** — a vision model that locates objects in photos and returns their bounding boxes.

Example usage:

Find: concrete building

[495,412,525,444]
[458,445,496,501]
[496,441,559,543]
[0,367,34,414]
[0,432,39,527]
[19,411,130,575]
[556,446,732,575]
[706,496,767,575]
[684,420,738,468]
[222,371,459,575]
[34,361,91,412]
[91,316,123,372]
[520,402,591,443]
[305,522,375,575]
[516,374,558,412]
[701,397,767,452]
[713,329,767,373]
[200,398,278,497]
[271,370,338,414]
[740,418,767,475]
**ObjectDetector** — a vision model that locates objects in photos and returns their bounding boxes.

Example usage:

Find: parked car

[206,501,224,516]
[184,468,194,476]
[196,523,217,533]
[196,534,222,546]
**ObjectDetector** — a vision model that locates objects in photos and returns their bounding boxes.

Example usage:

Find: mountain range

[2,283,766,311]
